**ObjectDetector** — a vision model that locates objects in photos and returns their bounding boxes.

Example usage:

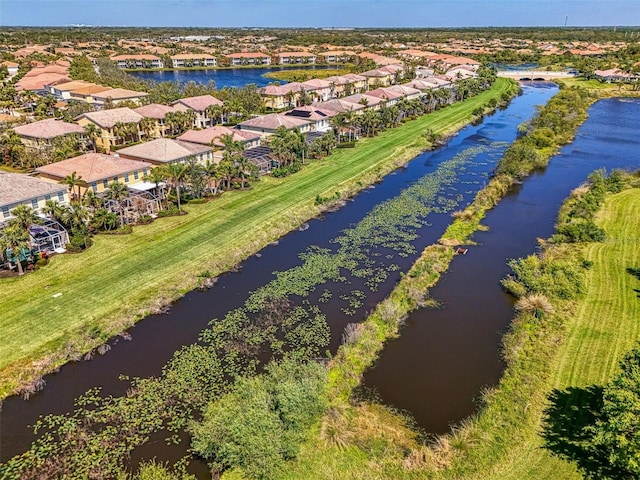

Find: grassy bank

[0,78,514,398]
[279,172,640,480]
[275,85,619,478]
[262,68,351,82]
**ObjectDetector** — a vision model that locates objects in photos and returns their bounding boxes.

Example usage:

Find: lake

[129,65,336,89]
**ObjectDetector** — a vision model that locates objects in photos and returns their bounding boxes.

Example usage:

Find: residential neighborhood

[0,27,637,276]
[2,18,640,480]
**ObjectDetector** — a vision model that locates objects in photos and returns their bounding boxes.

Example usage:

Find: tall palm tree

[41,199,66,222]
[330,113,347,143]
[143,167,168,206]
[10,204,41,250]
[0,222,29,275]
[139,117,157,139]
[162,162,188,211]
[63,171,85,201]
[83,123,101,153]
[104,181,130,227]
[205,104,223,126]
[202,160,223,195]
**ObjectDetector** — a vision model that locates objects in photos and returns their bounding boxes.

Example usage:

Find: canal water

[130,65,335,88]
[0,85,556,474]
[363,96,640,434]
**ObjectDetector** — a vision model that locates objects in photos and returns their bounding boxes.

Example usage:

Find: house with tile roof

[0,173,68,222]
[260,82,305,110]
[75,108,144,152]
[300,79,333,103]
[133,103,179,137]
[277,52,316,65]
[14,119,85,150]
[171,95,224,128]
[36,153,153,195]
[111,54,164,69]
[236,113,312,137]
[312,98,366,114]
[283,106,336,132]
[171,53,217,68]
[115,138,215,166]
[178,126,260,150]
[318,51,356,64]
[68,84,112,102]
[225,52,271,66]
[341,93,386,110]
[91,88,149,106]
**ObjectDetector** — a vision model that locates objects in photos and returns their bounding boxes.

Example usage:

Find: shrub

[515,293,554,317]
[157,207,182,218]
[35,257,48,269]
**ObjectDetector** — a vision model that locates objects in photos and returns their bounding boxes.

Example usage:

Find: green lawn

[276,182,640,480]
[473,188,640,480]
[0,79,513,397]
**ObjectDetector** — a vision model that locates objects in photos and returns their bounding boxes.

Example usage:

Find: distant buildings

[111,54,164,69]
[226,52,272,66]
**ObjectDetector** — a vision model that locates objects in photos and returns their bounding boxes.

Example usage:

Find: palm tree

[83,123,101,153]
[139,117,157,139]
[104,181,129,227]
[205,104,223,126]
[0,222,29,275]
[41,199,67,223]
[202,160,223,195]
[0,129,26,169]
[330,113,347,143]
[63,171,85,201]
[63,202,90,247]
[162,162,188,211]
[143,167,168,206]
[91,208,119,231]
[10,204,41,250]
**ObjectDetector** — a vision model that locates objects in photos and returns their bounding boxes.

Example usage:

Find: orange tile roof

[36,153,152,183]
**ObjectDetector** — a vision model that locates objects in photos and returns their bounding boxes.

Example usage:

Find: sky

[1,0,640,28]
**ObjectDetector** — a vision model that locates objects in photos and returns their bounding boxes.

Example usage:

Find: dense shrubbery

[553,170,629,243]
[496,86,593,179]
[190,358,327,480]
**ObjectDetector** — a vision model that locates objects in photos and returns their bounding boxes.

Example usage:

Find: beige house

[277,52,317,65]
[36,153,153,194]
[91,88,149,106]
[133,103,179,137]
[300,79,333,102]
[171,95,224,128]
[116,138,215,166]
[68,84,112,102]
[45,80,95,99]
[284,106,336,132]
[75,108,144,152]
[339,73,368,93]
[14,119,85,150]
[318,51,356,64]
[0,173,68,221]
[111,54,164,69]
[171,54,217,68]
[260,82,304,110]
[236,114,312,138]
[226,52,272,66]
[178,126,261,151]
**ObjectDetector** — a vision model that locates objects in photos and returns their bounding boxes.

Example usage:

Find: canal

[363,96,640,434]
[1,84,556,475]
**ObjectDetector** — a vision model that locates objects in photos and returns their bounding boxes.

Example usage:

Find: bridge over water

[497,70,577,81]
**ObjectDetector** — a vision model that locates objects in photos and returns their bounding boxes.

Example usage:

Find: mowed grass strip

[0,79,512,396]
[467,188,640,480]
